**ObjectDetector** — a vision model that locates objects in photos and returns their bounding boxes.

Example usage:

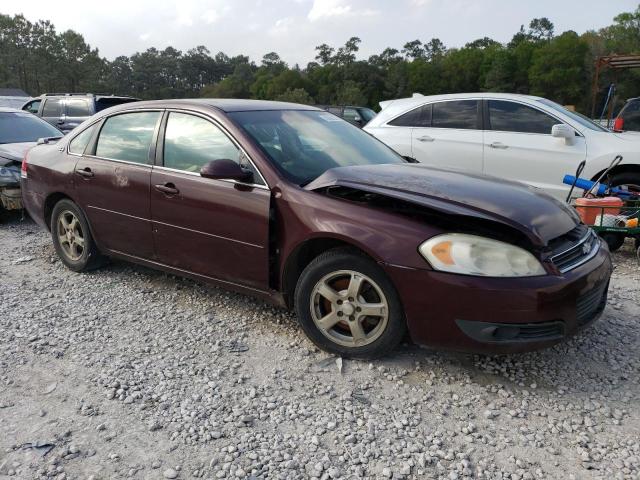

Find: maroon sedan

[21,100,612,358]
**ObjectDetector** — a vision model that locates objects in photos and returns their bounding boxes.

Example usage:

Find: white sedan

[364,92,640,201]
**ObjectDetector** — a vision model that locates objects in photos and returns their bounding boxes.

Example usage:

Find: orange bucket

[575,197,624,225]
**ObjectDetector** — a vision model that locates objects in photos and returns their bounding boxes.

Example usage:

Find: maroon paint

[21,99,613,354]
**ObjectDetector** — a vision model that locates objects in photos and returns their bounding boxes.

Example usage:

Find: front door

[41,97,65,130]
[482,100,587,201]
[73,110,162,259]
[411,99,484,172]
[150,111,271,290]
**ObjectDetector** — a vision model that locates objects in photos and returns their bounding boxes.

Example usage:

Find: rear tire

[294,248,406,359]
[51,199,105,272]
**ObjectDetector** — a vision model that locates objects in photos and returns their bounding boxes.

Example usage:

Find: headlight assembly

[419,233,546,277]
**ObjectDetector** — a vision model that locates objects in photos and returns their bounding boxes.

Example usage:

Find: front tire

[294,248,406,359]
[51,199,105,272]
[607,172,640,195]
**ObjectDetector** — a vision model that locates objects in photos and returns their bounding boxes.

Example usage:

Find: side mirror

[551,124,574,143]
[200,159,253,183]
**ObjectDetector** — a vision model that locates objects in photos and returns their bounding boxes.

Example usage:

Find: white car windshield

[537,98,609,133]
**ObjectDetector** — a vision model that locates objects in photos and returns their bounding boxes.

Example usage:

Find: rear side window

[42,98,63,117]
[488,100,558,134]
[327,107,342,116]
[432,100,478,129]
[23,99,41,114]
[66,99,92,117]
[388,104,432,127]
[69,124,97,155]
[621,100,640,130]
[163,112,242,172]
[96,112,161,164]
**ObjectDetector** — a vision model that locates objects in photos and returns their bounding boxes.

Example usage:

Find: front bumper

[0,186,22,210]
[385,241,613,354]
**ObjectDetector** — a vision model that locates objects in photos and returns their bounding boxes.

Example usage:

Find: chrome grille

[551,228,599,273]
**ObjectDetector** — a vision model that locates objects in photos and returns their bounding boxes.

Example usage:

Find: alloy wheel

[57,210,85,261]
[310,269,389,348]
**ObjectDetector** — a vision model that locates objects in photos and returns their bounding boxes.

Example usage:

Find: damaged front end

[304,164,582,251]
[0,161,22,211]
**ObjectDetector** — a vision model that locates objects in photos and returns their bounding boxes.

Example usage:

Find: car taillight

[21,150,29,179]
[613,117,624,132]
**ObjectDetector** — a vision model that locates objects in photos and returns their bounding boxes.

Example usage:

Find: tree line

[1,5,640,115]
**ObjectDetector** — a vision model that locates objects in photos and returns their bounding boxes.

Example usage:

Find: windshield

[229,110,404,185]
[537,98,609,132]
[0,112,61,144]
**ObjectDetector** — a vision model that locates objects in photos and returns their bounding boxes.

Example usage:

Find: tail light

[21,149,29,179]
[613,117,624,132]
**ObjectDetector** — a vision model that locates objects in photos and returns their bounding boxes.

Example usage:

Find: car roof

[0,107,26,113]
[107,98,321,114]
[370,92,546,126]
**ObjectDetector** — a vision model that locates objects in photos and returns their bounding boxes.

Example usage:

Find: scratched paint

[113,167,130,188]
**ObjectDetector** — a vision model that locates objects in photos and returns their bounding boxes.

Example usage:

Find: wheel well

[590,164,640,183]
[281,237,372,308]
[43,193,72,231]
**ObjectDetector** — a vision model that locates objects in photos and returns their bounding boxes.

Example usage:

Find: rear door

[482,99,587,200]
[411,100,483,172]
[150,111,271,289]
[40,97,65,129]
[73,110,162,259]
[63,98,93,132]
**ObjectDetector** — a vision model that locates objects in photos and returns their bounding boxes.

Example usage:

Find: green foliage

[274,88,315,104]
[1,6,640,114]
[529,31,589,105]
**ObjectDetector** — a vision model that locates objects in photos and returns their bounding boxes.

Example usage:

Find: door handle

[489,142,508,149]
[75,167,94,178]
[154,183,179,195]
[416,135,435,142]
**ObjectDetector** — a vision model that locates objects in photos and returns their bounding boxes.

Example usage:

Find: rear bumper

[385,241,612,354]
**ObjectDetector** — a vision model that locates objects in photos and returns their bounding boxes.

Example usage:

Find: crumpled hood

[305,164,580,246]
[0,142,34,166]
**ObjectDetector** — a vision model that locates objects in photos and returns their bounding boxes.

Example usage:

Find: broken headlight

[419,233,546,277]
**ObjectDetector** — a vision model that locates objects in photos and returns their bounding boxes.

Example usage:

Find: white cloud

[269,16,295,36]
[308,0,352,21]
[203,10,220,24]
[139,32,151,41]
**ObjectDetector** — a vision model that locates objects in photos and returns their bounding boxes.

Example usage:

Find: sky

[4,0,638,65]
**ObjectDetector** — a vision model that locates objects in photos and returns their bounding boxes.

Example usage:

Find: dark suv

[317,105,376,127]
[613,97,640,132]
[22,93,138,133]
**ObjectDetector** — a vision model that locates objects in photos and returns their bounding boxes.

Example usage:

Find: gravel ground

[1,212,639,480]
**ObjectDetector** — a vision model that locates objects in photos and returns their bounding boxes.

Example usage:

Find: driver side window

[488,100,558,134]
[163,112,263,184]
